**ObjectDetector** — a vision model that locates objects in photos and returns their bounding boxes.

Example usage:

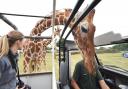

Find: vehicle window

[96,43,128,72]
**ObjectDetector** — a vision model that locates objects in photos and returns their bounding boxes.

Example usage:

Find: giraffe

[72,9,96,75]
[23,9,72,73]
[23,28,61,73]
[23,8,96,75]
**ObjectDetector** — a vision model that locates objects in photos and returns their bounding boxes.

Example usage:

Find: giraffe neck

[30,10,71,36]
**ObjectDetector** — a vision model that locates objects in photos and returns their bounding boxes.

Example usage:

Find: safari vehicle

[56,0,128,89]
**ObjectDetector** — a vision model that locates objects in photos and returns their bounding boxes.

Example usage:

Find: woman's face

[17,39,25,50]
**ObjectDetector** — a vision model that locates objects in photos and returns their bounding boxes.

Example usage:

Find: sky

[0,0,128,41]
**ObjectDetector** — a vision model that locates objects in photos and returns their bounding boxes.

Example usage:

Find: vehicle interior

[57,0,128,89]
[95,32,128,89]
[58,32,128,89]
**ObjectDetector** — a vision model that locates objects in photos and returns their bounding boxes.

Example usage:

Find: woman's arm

[99,80,110,89]
[71,79,80,89]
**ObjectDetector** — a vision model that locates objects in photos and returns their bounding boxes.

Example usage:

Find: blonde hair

[0,31,24,59]
[0,35,9,59]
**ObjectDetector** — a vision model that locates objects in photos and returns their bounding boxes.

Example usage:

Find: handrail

[0,14,18,30]
[59,0,85,60]
[0,12,51,18]
[24,36,52,39]
[59,0,84,40]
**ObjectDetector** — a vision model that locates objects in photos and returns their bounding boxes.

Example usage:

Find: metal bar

[0,14,18,30]
[68,48,79,51]
[19,72,52,77]
[59,0,84,40]
[52,0,57,89]
[0,12,51,18]
[59,0,84,61]
[64,0,101,43]
[24,36,52,39]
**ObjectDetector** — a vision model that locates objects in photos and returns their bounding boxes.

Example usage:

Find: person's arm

[71,79,80,89]
[99,80,110,89]
[96,70,110,89]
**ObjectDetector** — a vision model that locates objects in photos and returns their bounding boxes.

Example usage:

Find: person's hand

[99,80,110,89]
[16,85,25,89]
[71,79,80,89]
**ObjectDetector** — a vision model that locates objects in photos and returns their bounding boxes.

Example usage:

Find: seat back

[59,51,71,89]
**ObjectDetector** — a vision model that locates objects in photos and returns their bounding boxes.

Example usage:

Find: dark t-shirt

[73,60,103,89]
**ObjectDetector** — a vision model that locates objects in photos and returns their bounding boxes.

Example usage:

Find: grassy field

[18,52,128,79]
[97,52,128,70]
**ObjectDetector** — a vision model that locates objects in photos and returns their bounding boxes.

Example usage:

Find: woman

[0,30,24,89]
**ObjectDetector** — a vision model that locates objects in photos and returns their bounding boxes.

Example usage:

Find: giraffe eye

[81,26,88,33]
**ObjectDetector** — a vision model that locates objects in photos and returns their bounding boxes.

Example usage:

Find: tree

[112,43,128,51]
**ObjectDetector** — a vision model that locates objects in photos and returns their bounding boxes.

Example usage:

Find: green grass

[18,52,128,79]
[97,52,128,70]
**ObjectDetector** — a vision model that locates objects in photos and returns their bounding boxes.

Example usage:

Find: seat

[59,60,70,89]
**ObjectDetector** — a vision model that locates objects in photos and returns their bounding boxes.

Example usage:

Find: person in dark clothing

[71,60,110,89]
[0,30,24,89]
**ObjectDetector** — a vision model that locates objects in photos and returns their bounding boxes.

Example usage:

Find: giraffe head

[54,27,61,37]
[64,8,72,17]
[72,9,95,50]
[72,9,96,75]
